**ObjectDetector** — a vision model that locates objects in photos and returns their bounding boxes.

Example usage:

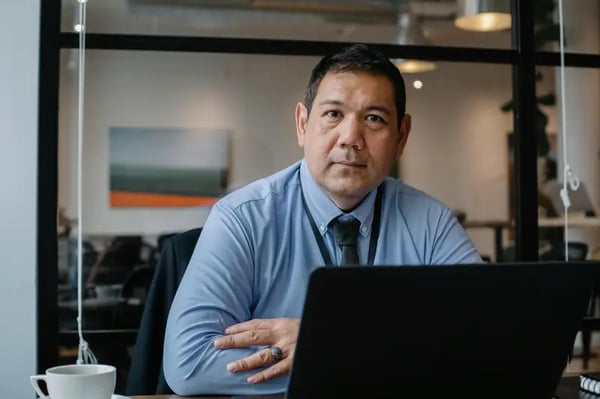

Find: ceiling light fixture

[454,0,511,32]
[395,13,436,74]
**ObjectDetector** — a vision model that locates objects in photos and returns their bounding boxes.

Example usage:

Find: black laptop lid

[286,262,600,399]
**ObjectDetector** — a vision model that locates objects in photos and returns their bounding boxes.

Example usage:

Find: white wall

[58,50,526,258]
[402,62,515,255]
[59,52,312,235]
[0,1,39,397]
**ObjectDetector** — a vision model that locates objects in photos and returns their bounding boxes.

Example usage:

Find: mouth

[334,161,367,168]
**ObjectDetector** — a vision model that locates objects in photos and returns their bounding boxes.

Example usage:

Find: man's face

[295,71,411,210]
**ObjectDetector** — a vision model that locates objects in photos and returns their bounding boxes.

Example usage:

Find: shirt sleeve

[162,202,284,396]
[429,207,483,265]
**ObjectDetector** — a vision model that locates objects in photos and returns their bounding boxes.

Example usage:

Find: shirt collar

[299,159,376,238]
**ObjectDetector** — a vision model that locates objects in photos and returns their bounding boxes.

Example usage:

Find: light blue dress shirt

[163,159,482,395]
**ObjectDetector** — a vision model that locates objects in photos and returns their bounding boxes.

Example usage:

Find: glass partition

[536,66,600,261]
[61,0,513,49]
[49,2,600,391]
[58,52,514,312]
[534,0,600,55]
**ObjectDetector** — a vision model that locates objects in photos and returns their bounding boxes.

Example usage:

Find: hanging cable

[556,0,579,261]
[75,0,97,365]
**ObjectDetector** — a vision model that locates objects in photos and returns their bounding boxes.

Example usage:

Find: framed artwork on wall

[109,127,230,207]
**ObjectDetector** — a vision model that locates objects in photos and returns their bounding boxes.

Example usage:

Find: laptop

[543,180,596,216]
[285,262,600,399]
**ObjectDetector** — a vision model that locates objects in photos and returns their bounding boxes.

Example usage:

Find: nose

[337,116,364,149]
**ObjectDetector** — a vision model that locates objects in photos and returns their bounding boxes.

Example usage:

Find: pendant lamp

[454,0,511,32]
[395,13,436,74]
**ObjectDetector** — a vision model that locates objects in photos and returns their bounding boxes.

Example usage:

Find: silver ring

[270,345,283,362]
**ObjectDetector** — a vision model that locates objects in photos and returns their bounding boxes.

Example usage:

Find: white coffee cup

[30,364,116,399]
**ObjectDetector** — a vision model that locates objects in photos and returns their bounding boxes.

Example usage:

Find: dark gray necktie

[331,217,361,265]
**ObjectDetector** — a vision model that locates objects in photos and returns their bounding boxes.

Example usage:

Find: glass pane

[399,62,513,263]
[61,0,513,49]
[537,66,600,262]
[60,50,514,268]
[535,0,600,55]
[58,50,319,390]
[58,47,600,388]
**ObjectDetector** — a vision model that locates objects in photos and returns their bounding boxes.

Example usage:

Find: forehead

[314,71,395,105]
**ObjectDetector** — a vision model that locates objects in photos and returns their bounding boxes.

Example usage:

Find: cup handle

[30,375,49,399]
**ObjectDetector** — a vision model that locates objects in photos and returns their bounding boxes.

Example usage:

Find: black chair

[124,227,202,396]
[145,233,179,269]
[539,241,588,262]
[88,236,146,286]
[113,265,156,329]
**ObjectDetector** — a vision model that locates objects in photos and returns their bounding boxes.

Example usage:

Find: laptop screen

[286,262,600,399]
[543,180,596,216]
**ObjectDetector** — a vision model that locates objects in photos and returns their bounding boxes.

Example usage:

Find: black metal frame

[38,0,61,373]
[38,0,600,372]
[511,1,538,261]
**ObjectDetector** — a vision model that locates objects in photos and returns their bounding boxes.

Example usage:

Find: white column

[0,0,40,397]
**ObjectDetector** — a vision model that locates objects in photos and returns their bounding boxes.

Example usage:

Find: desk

[59,297,125,330]
[464,217,600,262]
[539,216,600,228]
[131,396,283,399]
[129,376,581,399]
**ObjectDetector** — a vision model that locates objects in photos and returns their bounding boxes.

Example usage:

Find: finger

[214,329,272,348]
[225,319,272,334]
[247,358,291,384]
[226,347,277,373]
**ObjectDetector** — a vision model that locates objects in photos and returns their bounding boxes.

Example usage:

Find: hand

[213,318,300,384]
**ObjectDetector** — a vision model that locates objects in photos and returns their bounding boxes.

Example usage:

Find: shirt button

[319,224,326,233]
[361,226,368,234]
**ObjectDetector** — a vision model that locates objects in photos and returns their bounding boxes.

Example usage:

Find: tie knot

[331,217,361,247]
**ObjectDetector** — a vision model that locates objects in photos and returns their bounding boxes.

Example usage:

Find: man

[163,43,481,395]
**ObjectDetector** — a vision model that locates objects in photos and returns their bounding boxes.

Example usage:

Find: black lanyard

[299,173,383,266]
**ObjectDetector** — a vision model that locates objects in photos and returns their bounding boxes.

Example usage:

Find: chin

[327,181,371,199]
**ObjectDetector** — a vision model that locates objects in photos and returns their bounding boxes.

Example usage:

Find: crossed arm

[162,205,300,395]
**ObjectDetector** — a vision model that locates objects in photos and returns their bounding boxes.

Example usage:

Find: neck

[330,193,369,213]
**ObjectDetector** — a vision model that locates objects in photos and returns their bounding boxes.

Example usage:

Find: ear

[295,102,309,147]
[395,113,412,159]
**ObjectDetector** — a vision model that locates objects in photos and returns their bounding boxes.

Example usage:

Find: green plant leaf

[536,24,561,44]
[535,0,556,21]
[501,100,513,112]
[537,93,556,106]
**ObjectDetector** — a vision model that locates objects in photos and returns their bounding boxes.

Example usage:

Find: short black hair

[303,43,406,123]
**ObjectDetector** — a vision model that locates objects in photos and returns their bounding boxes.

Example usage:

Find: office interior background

[1,0,599,397]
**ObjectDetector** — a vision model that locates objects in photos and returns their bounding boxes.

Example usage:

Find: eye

[367,114,385,123]
[325,110,342,119]
[366,114,386,124]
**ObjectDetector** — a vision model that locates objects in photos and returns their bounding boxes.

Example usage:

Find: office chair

[539,241,588,262]
[113,265,156,329]
[145,232,179,269]
[87,236,146,286]
[124,227,202,395]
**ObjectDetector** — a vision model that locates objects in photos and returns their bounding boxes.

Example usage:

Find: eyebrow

[318,99,344,107]
[318,100,392,116]
[365,105,392,116]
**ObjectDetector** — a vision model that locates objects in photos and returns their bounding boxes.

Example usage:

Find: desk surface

[539,216,600,227]
[464,217,600,229]
[131,395,283,399]
[130,376,582,399]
